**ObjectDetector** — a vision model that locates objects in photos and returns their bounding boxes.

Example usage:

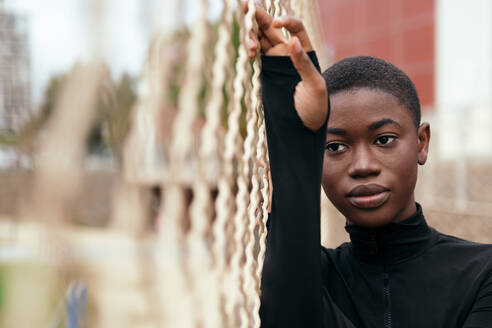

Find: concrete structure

[436,0,492,159]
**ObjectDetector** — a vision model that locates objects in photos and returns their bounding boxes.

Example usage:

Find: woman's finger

[288,37,320,85]
[253,4,286,46]
[259,36,273,54]
[272,16,313,52]
[289,37,329,131]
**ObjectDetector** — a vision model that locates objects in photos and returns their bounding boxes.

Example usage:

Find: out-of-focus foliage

[88,73,137,160]
[166,16,250,137]
[1,14,251,162]
[0,268,5,313]
[11,74,67,155]
[105,74,137,159]
[0,262,68,328]
[8,68,137,163]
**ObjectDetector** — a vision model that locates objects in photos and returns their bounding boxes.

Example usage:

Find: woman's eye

[326,143,347,152]
[375,135,396,145]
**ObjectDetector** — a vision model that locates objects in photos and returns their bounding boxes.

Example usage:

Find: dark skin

[323,88,430,227]
[248,4,430,227]
[246,2,328,131]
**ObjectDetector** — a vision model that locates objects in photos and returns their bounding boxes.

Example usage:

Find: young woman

[248,5,492,328]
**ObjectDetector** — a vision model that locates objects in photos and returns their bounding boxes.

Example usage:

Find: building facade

[316,0,492,159]
[317,0,435,108]
[0,6,30,134]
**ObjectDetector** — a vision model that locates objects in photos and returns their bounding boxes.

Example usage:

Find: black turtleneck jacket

[259,53,492,328]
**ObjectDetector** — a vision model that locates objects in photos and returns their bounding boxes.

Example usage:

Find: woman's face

[322,88,430,227]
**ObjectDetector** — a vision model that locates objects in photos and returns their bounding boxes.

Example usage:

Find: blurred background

[317,0,492,247]
[0,0,491,327]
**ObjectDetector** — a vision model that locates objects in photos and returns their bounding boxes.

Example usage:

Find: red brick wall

[316,0,435,108]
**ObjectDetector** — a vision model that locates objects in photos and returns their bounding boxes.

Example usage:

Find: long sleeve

[462,270,492,327]
[258,52,327,327]
[256,51,492,328]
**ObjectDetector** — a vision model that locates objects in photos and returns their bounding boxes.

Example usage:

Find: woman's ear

[417,122,430,165]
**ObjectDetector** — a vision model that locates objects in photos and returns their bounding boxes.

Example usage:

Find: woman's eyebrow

[326,128,347,135]
[326,119,401,135]
[369,118,401,130]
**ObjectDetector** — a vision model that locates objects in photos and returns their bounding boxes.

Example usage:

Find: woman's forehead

[328,88,414,129]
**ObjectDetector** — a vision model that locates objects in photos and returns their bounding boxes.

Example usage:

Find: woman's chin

[342,206,395,228]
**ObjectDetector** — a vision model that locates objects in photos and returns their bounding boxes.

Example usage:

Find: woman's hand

[246,3,329,132]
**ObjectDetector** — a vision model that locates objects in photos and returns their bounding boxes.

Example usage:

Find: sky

[2,0,222,106]
[3,0,154,105]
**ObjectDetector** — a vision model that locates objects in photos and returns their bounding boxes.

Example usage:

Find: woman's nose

[348,145,381,178]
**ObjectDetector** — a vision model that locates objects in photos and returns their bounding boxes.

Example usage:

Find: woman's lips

[347,184,390,209]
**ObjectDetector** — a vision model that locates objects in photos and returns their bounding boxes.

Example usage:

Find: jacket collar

[345,203,437,265]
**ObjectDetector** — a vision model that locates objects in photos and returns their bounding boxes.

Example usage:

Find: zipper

[383,272,392,328]
[369,233,378,255]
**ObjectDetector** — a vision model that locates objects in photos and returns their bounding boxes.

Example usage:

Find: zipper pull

[384,272,389,284]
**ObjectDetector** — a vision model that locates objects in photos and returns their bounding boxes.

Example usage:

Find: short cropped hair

[322,56,421,128]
